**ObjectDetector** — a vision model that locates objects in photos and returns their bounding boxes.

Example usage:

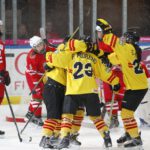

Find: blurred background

[0,0,150,43]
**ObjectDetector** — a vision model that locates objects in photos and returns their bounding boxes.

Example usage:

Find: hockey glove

[43,63,54,72]
[0,76,4,84]
[31,87,43,100]
[111,83,121,92]
[100,55,112,68]
[63,35,71,43]
[99,102,105,108]
[4,70,11,86]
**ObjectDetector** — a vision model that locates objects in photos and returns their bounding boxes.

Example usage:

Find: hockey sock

[30,99,42,117]
[0,97,3,105]
[71,108,84,134]
[42,119,58,136]
[89,116,109,138]
[54,120,61,137]
[121,108,139,138]
[105,101,119,115]
[60,114,73,138]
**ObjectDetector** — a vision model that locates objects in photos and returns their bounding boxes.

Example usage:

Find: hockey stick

[4,87,23,142]
[40,27,57,48]
[29,73,45,95]
[20,101,42,135]
[108,91,115,128]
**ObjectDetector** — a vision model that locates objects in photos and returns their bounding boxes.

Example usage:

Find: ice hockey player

[123,31,150,128]
[0,20,10,136]
[95,18,125,128]
[39,40,85,148]
[25,36,55,126]
[108,31,148,148]
[39,43,66,149]
[45,39,120,149]
[136,61,150,127]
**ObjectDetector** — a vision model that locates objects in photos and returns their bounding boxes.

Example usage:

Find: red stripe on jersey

[107,74,115,83]
[72,40,75,51]
[112,36,117,47]
[69,40,72,51]
[110,35,115,47]
[48,54,53,63]
[128,63,133,68]
[69,40,75,51]
[68,69,73,73]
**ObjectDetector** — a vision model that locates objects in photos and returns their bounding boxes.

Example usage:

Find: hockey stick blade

[40,27,46,39]
[40,27,57,48]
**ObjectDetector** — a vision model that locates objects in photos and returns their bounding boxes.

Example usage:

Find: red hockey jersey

[25,45,55,99]
[0,40,6,71]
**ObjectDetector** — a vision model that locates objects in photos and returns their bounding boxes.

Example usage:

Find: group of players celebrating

[25,18,149,149]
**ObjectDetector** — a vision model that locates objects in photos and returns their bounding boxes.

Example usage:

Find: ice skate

[55,134,70,149]
[70,133,81,146]
[103,131,112,148]
[0,130,5,135]
[50,135,60,146]
[123,136,143,150]
[0,130,5,138]
[39,136,54,149]
[117,132,131,147]
[30,115,44,126]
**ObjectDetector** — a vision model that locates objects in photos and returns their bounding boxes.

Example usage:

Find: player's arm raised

[46,51,72,69]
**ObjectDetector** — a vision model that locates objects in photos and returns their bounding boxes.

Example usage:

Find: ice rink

[0,105,150,150]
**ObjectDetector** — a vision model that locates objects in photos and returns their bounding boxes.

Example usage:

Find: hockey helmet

[96,18,112,33]
[29,36,43,48]
[123,31,140,44]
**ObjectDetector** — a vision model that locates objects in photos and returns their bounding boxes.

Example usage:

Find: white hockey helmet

[29,36,43,48]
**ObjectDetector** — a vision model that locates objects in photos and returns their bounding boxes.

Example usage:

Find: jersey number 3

[73,62,92,79]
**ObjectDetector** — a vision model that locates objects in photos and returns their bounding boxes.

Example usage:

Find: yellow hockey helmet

[96,18,112,32]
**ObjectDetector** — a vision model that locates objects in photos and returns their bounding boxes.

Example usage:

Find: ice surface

[0,105,150,150]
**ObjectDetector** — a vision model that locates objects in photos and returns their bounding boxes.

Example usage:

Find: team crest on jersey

[0,44,3,50]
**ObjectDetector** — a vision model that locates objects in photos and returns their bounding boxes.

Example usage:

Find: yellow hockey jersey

[45,68,66,86]
[108,42,148,90]
[45,44,66,86]
[46,51,119,95]
[57,39,87,53]
[103,33,119,50]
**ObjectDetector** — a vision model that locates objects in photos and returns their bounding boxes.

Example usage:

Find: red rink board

[6,116,26,123]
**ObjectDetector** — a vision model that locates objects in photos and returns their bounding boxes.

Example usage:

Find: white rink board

[5,46,30,99]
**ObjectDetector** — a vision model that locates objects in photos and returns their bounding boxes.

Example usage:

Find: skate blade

[124,145,144,150]
[105,147,124,150]
[39,147,58,150]
[69,144,81,150]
